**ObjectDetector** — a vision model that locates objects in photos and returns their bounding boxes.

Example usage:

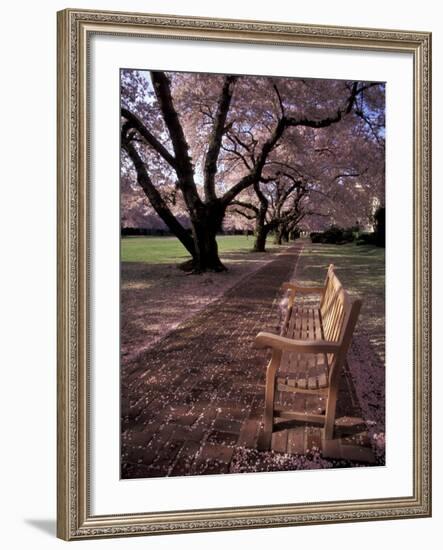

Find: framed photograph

[57,8,431,540]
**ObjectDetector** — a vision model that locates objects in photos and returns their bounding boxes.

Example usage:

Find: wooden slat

[332,304,344,342]
[320,274,334,318]
[308,376,318,390]
[323,281,347,342]
[312,309,317,339]
[314,308,323,340]
[287,427,305,454]
[322,292,335,338]
[317,372,328,388]
[280,307,290,336]
[279,348,291,373]
[300,310,309,383]
[303,308,308,339]
[272,428,288,453]
[276,383,328,395]
[306,427,323,452]
[292,306,301,339]
[326,297,339,341]
[307,306,314,341]
[274,410,325,424]
[286,305,298,338]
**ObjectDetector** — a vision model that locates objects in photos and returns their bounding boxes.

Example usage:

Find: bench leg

[258,349,281,451]
[324,384,338,440]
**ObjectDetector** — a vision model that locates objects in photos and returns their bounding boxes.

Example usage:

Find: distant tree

[230,173,312,251]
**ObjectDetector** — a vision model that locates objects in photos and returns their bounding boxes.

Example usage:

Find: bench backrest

[320,265,362,381]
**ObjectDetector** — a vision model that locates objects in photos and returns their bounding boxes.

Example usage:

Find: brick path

[121,244,374,479]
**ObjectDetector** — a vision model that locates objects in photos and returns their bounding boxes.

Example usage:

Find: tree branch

[203,75,237,201]
[354,108,384,145]
[333,172,360,181]
[227,132,254,155]
[122,141,196,257]
[230,200,259,214]
[279,180,302,207]
[230,209,257,221]
[221,82,368,207]
[285,110,343,130]
[221,118,286,205]
[121,107,177,169]
[253,181,269,210]
[273,83,285,117]
[150,71,202,211]
[222,139,252,170]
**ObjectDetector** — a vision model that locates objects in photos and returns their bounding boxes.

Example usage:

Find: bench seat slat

[278,352,329,390]
[279,304,329,393]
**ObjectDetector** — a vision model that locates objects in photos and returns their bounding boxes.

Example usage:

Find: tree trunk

[252,217,271,252]
[273,234,282,245]
[253,226,268,252]
[191,223,226,272]
[273,226,283,245]
[186,202,227,272]
[273,224,290,245]
[252,207,270,252]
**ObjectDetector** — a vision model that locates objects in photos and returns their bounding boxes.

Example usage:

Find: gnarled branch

[204,75,237,201]
[121,107,176,169]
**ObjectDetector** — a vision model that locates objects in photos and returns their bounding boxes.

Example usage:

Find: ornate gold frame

[57,8,431,540]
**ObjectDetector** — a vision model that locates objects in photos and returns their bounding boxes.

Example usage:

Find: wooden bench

[254,264,362,450]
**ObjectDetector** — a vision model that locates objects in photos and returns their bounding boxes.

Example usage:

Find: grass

[295,242,385,297]
[121,235,260,264]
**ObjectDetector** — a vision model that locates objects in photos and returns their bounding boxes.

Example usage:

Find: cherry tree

[121,70,384,271]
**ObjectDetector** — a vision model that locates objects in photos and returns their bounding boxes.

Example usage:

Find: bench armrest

[254,331,341,354]
[281,282,324,294]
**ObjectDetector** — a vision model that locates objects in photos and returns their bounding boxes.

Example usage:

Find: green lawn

[295,242,385,298]
[121,235,259,263]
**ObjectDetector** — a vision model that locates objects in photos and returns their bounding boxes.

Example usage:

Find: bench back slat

[320,265,344,341]
[319,265,362,384]
[329,294,362,384]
